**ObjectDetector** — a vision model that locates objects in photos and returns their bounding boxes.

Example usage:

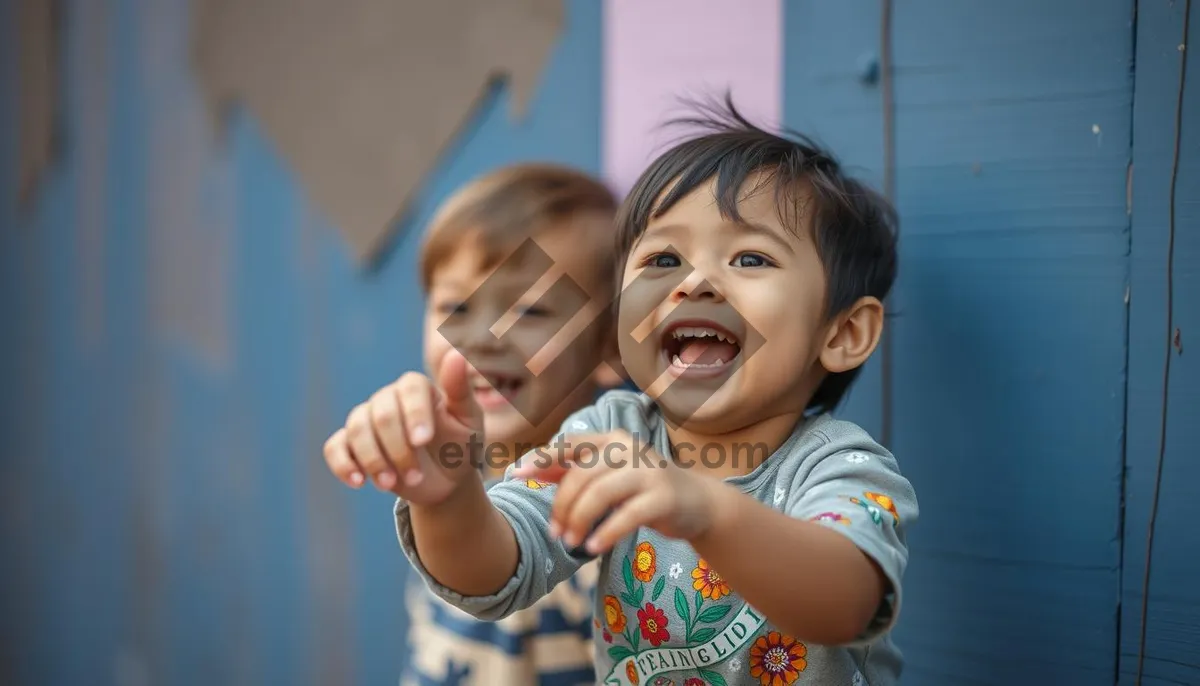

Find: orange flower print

[632,541,657,582]
[865,491,900,525]
[691,558,731,600]
[603,595,627,633]
[846,496,884,526]
[810,512,851,526]
[524,479,551,489]
[626,660,639,684]
[749,631,807,685]
[636,602,671,646]
[683,679,705,686]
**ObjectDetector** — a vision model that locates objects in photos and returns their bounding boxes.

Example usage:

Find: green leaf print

[607,646,634,662]
[626,627,641,652]
[651,575,666,602]
[620,591,638,608]
[633,584,645,606]
[690,627,717,643]
[674,587,692,627]
[622,560,636,594]
[695,589,704,615]
[697,604,732,624]
[699,668,729,686]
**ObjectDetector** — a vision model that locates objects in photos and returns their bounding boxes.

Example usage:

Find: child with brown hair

[325,163,624,685]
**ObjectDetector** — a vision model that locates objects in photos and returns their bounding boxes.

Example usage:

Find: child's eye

[515,304,550,318]
[644,252,681,269]
[733,252,774,268]
[437,301,468,316]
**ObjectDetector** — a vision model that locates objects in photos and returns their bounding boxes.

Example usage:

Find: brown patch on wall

[143,0,234,373]
[191,0,564,266]
[17,0,60,208]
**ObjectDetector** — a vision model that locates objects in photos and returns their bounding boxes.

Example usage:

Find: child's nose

[673,269,724,303]
[460,323,505,352]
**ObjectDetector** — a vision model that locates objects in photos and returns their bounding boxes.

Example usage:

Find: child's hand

[323,350,482,505]
[512,431,719,555]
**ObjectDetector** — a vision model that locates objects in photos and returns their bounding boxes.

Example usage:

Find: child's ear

[819,296,885,374]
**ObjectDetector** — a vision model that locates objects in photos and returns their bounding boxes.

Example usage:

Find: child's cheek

[524,305,600,377]
[422,323,455,377]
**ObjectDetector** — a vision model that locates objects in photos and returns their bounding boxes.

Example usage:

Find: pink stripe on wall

[602,0,783,197]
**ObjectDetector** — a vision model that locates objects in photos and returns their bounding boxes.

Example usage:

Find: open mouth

[471,372,526,409]
[661,320,743,377]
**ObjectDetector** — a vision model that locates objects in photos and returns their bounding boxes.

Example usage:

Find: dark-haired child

[328,101,919,685]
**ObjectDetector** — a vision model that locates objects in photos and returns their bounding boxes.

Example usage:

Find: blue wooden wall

[0,1,1196,685]
[1121,2,1200,684]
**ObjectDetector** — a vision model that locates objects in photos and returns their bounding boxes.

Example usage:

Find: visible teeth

[670,355,728,369]
[670,326,737,344]
[475,376,521,391]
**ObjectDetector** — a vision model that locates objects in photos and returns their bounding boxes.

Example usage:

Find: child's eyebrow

[642,221,796,255]
[429,279,466,293]
[734,221,796,255]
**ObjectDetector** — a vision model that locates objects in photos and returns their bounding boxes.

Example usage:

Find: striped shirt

[402,559,600,686]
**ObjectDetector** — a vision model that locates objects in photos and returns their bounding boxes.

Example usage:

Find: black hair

[614,93,899,414]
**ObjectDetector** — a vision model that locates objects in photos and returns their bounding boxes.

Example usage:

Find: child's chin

[482,411,534,440]
[654,389,742,429]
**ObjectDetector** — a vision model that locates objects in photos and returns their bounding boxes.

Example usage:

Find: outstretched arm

[408,472,520,597]
[522,430,916,645]
[324,350,527,599]
[396,412,596,621]
[689,481,888,644]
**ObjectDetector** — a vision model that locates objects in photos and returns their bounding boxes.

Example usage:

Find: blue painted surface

[0,0,601,685]
[785,1,1134,683]
[1119,2,1200,685]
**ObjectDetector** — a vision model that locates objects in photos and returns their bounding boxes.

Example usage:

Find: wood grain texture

[785,1,1133,682]
[1119,2,1200,684]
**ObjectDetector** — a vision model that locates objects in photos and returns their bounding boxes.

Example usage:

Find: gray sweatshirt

[396,390,919,686]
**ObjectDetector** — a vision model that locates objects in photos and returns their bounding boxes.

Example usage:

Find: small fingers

[548,443,609,540]
[560,469,644,549]
[547,461,586,540]
[369,386,412,474]
[585,492,672,555]
[394,372,438,486]
[396,373,435,446]
[323,428,364,488]
[346,403,395,490]
[512,444,571,483]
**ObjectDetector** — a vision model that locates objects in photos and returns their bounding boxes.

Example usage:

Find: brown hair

[420,163,619,291]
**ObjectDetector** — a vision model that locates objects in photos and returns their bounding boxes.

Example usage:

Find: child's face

[618,176,832,431]
[424,218,617,453]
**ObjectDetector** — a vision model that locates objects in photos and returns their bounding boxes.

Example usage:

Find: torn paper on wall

[191,0,564,266]
[17,0,60,209]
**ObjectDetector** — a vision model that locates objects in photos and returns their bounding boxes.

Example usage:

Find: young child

[327,103,919,685]
[324,163,624,684]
